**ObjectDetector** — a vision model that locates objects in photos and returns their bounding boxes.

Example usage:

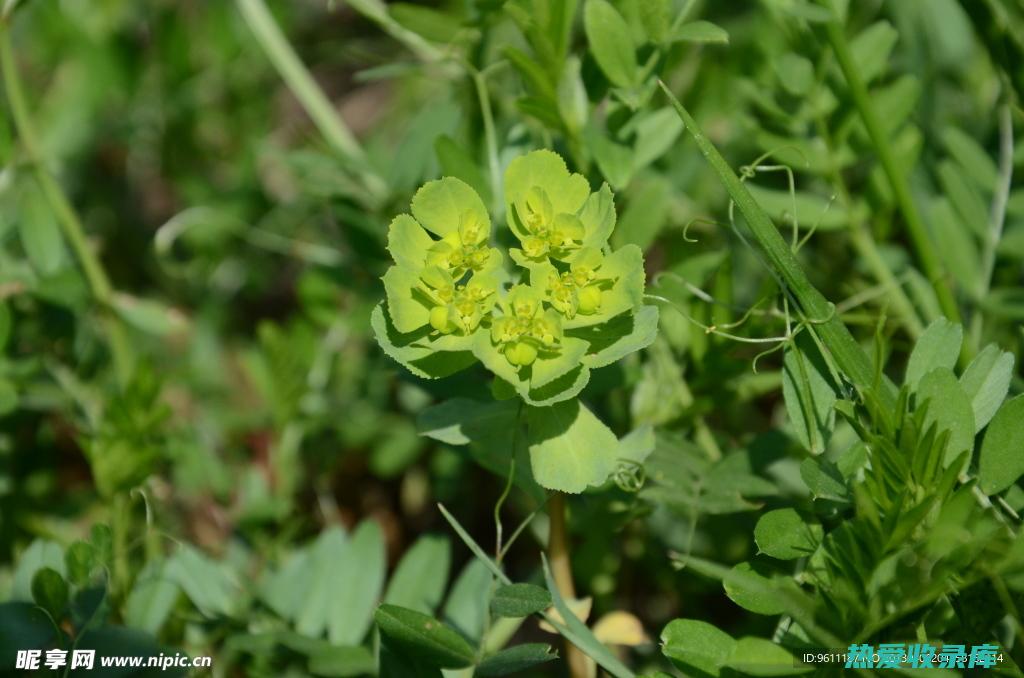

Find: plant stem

[235,0,387,200]
[111,492,130,602]
[660,82,897,416]
[548,492,588,678]
[969,103,1014,352]
[822,15,962,330]
[0,21,133,385]
[472,68,502,216]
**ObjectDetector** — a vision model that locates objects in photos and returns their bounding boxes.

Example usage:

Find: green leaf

[638,0,670,43]
[387,214,434,271]
[575,306,659,369]
[327,520,386,645]
[442,559,491,644]
[526,399,619,493]
[124,561,181,635]
[166,545,240,619]
[978,394,1024,495]
[19,185,66,276]
[632,108,685,171]
[942,126,999,190]
[384,535,450,614]
[64,541,96,586]
[775,53,814,96]
[31,567,68,619]
[410,176,489,238]
[584,0,638,88]
[905,318,962,388]
[799,457,848,501]
[938,160,988,237]
[111,293,188,336]
[587,127,634,189]
[754,509,823,560]
[726,636,811,676]
[661,618,736,678]
[374,604,476,669]
[540,555,636,678]
[850,20,898,84]
[371,304,477,380]
[928,198,979,292]
[671,20,729,45]
[960,344,1014,432]
[917,368,976,466]
[491,583,552,617]
[782,333,837,455]
[723,562,785,616]
[477,643,558,676]
[504,149,590,223]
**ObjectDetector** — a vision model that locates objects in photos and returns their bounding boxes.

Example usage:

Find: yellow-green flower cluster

[374,150,656,405]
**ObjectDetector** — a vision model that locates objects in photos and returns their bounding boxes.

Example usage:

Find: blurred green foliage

[1,0,1023,676]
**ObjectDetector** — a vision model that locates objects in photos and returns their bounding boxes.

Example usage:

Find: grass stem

[235,0,387,200]
[0,20,133,385]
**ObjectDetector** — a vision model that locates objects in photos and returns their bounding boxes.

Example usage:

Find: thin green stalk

[235,0,386,199]
[0,21,133,384]
[659,81,897,415]
[822,14,962,330]
[472,69,502,216]
[970,102,1014,351]
[111,492,130,602]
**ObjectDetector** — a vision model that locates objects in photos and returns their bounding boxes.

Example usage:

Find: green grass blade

[658,81,896,413]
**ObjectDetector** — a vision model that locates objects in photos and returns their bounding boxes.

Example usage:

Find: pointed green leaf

[727,637,811,676]
[19,186,66,276]
[477,644,558,676]
[670,20,729,45]
[782,333,837,455]
[917,367,975,466]
[723,562,785,616]
[584,0,638,88]
[960,345,1014,432]
[661,619,736,678]
[384,535,450,614]
[979,394,1024,495]
[491,584,552,618]
[375,604,475,669]
[905,318,962,388]
[328,520,386,645]
[942,126,999,190]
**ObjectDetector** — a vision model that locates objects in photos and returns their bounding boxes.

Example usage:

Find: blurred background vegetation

[1,0,1023,675]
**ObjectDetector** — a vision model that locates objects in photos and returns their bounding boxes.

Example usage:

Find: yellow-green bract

[373,149,658,406]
